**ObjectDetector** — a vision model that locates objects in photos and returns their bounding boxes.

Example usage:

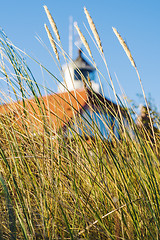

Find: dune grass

[0,6,159,240]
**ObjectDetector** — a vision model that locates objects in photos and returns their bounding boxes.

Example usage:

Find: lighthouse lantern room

[58,49,100,93]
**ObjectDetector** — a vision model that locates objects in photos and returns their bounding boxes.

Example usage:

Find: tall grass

[0,6,159,240]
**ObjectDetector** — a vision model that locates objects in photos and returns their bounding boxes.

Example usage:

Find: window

[74,69,95,81]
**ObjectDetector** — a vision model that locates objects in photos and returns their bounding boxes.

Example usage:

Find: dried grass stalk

[74,22,93,59]
[87,72,92,88]
[84,7,103,54]
[81,75,87,92]
[44,24,60,61]
[112,27,136,68]
[44,5,60,42]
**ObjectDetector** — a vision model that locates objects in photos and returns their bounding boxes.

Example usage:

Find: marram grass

[0,6,159,240]
[84,7,103,54]
[44,24,60,61]
[74,22,93,59]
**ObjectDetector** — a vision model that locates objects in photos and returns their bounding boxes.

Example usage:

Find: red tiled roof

[0,89,89,132]
[0,88,123,134]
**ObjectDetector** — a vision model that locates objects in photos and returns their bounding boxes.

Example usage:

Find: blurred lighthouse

[58,17,100,93]
[58,49,100,93]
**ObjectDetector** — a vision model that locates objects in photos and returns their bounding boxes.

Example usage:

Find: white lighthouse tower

[58,49,100,93]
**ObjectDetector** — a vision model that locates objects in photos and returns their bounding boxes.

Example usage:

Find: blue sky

[0,0,160,111]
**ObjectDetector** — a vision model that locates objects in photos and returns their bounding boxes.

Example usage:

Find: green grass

[0,7,160,240]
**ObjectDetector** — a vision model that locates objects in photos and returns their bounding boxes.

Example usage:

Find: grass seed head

[44,5,60,42]
[112,27,136,68]
[44,24,60,61]
[74,22,93,59]
[84,7,103,54]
